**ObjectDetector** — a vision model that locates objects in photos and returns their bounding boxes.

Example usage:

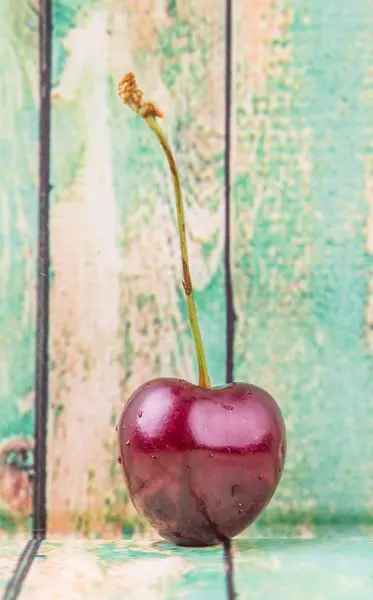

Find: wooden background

[2,0,373,537]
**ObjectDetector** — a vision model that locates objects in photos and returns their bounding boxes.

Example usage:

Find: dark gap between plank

[224,0,238,597]
[33,0,52,539]
[2,540,42,600]
[224,0,236,385]
[223,539,237,600]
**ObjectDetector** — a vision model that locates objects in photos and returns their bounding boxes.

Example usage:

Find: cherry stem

[145,116,210,388]
[117,73,210,387]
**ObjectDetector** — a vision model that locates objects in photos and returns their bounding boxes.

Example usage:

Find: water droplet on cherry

[258,475,263,480]
[231,485,239,497]
[138,411,143,418]
[126,440,130,446]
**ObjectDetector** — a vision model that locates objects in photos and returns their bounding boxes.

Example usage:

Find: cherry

[117,74,286,546]
[118,378,286,546]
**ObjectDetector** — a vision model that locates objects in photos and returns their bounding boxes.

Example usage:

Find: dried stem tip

[118,73,164,119]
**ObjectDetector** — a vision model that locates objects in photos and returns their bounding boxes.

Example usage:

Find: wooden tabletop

[2,527,372,600]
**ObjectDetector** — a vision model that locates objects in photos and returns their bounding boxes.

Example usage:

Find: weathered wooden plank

[0,0,38,534]
[232,0,373,527]
[48,0,226,535]
[15,531,373,599]
[18,539,226,600]
[4,0,372,546]
[234,534,373,600]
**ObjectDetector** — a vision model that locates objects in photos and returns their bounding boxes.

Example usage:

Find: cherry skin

[118,378,286,547]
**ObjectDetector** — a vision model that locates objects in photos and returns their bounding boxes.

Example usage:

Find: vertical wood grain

[47,0,226,535]
[47,7,123,534]
[0,0,38,534]
[4,0,373,540]
[232,0,373,527]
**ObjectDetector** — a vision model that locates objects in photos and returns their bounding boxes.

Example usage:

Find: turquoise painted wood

[2,1,373,598]
[12,527,373,599]
[233,0,373,528]
[0,0,37,533]
[46,0,228,533]
[1,0,373,551]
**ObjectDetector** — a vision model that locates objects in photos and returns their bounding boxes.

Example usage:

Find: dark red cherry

[118,378,286,547]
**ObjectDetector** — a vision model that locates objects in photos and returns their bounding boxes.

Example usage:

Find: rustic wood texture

[16,530,373,599]
[232,0,373,528]
[2,0,373,541]
[47,0,226,534]
[0,1,37,534]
